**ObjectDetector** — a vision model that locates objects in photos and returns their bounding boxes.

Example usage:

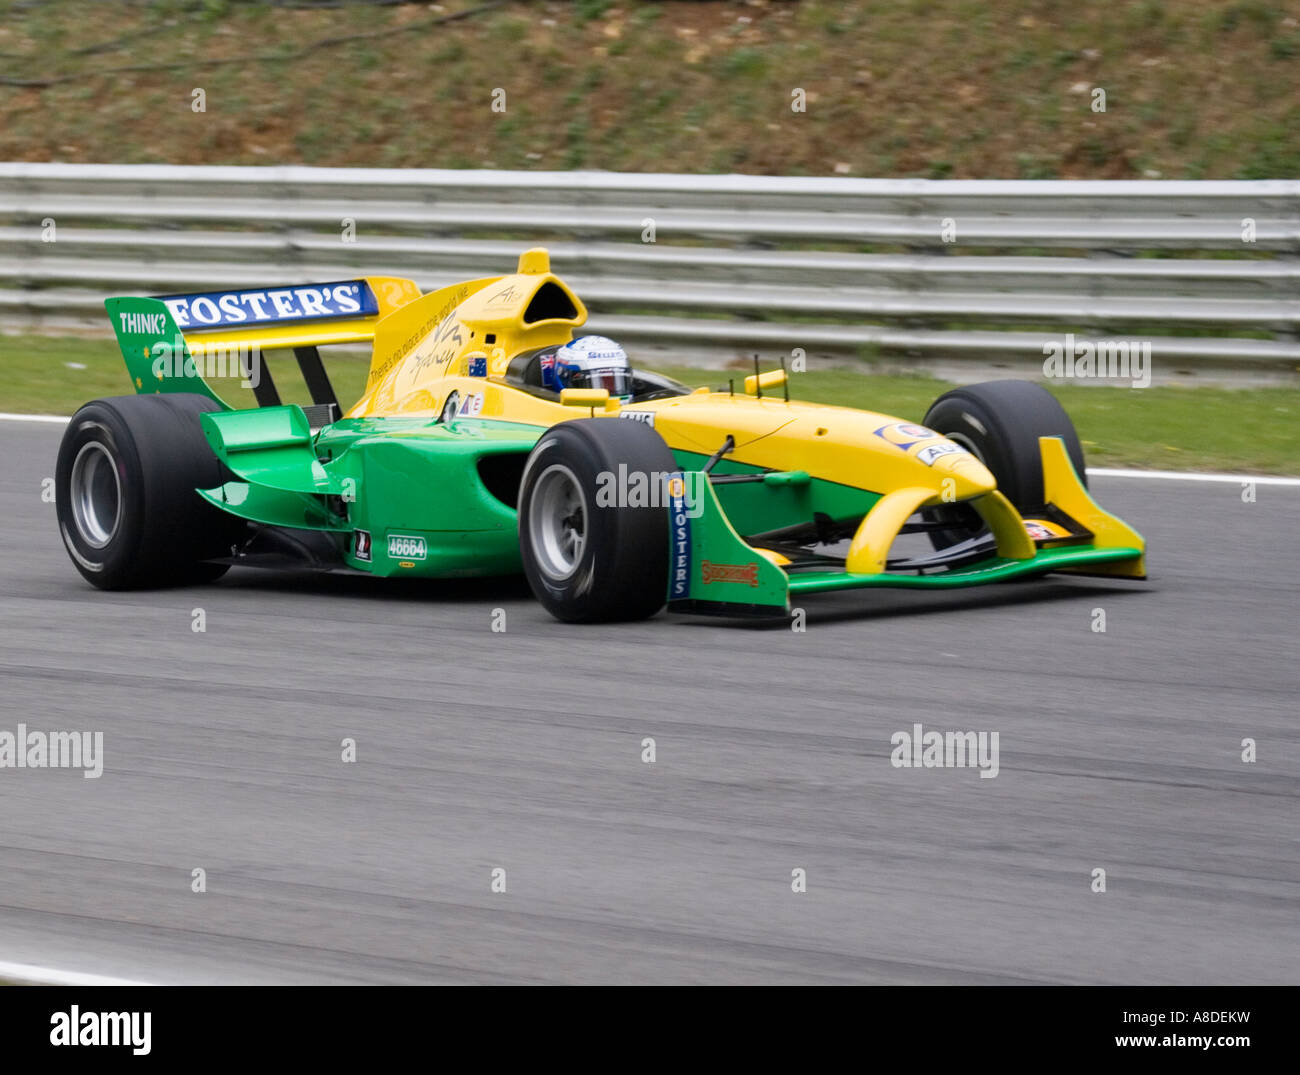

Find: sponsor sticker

[874,422,941,451]
[874,422,969,466]
[156,281,378,330]
[668,472,692,600]
[700,560,760,587]
[457,392,485,417]
[387,534,427,561]
[116,311,168,336]
[916,442,966,466]
[354,529,372,562]
[619,411,655,427]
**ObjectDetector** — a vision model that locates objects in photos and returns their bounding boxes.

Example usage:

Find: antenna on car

[780,355,789,402]
[728,378,734,397]
[753,354,762,399]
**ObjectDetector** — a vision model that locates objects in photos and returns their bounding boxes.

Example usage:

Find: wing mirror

[744,368,787,396]
[560,387,619,412]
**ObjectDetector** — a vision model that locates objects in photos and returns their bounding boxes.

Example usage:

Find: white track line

[1089,467,1300,486]
[0,412,1295,484]
[0,412,70,424]
[0,959,152,987]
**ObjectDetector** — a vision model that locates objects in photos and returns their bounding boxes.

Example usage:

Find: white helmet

[546,336,633,401]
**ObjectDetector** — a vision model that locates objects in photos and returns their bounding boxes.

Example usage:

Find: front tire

[921,380,1087,549]
[56,393,245,589]
[518,419,675,623]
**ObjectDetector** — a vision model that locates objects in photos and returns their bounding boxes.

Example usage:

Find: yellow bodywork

[845,487,936,574]
[1039,437,1148,577]
[337,250,1004,519]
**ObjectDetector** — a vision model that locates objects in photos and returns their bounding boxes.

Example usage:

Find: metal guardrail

[1,163,1297,378]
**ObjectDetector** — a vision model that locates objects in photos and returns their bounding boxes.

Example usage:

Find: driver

[541,335,634,402]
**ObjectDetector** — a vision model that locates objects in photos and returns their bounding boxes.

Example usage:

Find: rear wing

[106,276,421,423]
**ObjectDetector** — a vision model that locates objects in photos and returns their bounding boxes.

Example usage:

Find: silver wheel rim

[69,441,121,549]
[528,464,587,580]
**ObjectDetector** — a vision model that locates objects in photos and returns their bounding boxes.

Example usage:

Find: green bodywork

[665,475,790,613]
[106,296,228,406]
[200,407,545,579]
[671,449,881,537]
[786,546,1142,595]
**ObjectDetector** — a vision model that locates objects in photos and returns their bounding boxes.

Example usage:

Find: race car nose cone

[929,447,997,498]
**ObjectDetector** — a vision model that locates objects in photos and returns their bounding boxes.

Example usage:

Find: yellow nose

[928,448,997,500]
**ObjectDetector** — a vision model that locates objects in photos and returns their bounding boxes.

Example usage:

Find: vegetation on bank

[0,0,1296,178]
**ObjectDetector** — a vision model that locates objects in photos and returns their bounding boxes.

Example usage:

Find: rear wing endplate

[106,276,421,420]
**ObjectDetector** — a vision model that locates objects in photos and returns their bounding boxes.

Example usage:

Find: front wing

[665,436,1146,617]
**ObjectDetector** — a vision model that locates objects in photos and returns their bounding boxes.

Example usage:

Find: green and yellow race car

[56,248,1146,622]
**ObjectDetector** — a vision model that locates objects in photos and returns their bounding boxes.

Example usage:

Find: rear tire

[518,419,675,623]
[921,380,1086,550]
[56,393,245,589]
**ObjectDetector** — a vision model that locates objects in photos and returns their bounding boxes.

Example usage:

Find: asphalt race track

[0,417,1296,984]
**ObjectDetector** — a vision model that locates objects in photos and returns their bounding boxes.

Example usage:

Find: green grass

[0,333,370,415]
[2,335,1297,474]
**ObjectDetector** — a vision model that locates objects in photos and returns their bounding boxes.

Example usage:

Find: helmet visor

[564,366,632,398]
